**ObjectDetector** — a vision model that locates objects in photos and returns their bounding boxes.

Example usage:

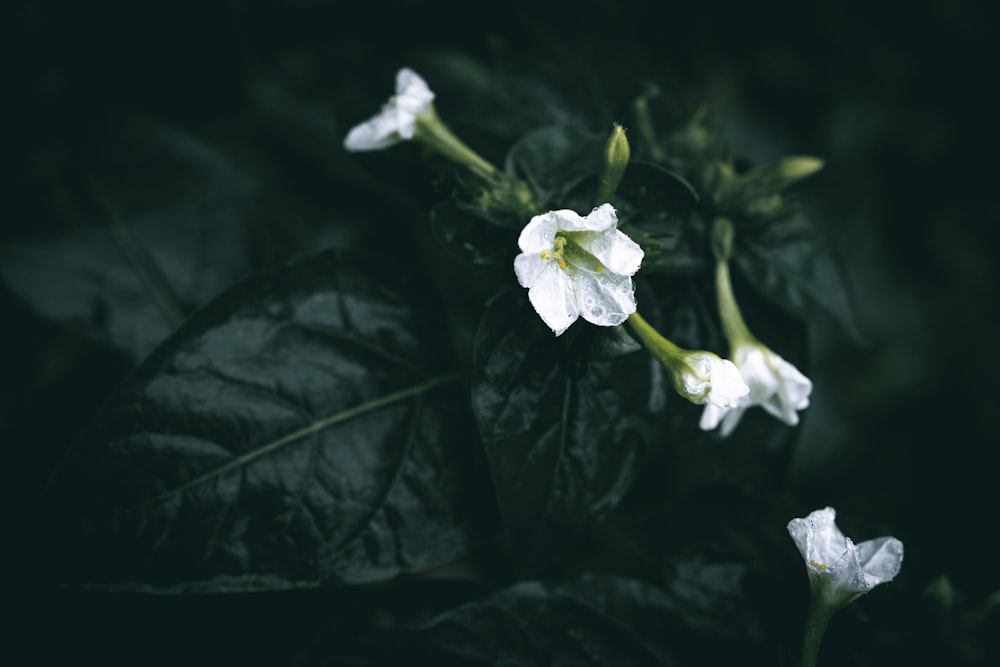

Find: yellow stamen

[595,265,603,274]
[542,235,569,270]
[808,560,828,571]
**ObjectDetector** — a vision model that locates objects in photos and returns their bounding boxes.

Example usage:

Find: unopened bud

[595,123,631,204]
[779,156,824,182]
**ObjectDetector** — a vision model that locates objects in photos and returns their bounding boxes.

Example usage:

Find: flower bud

[595,123,631,204]
[779,156,824,182]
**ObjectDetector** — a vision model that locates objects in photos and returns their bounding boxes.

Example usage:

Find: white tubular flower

[514,204,644,336]
[343,68,435,151]
[675,352,749,408]
[699,342,812,436]
[626,313,749,407]
[703,221,813,436]
[787,507,904,608]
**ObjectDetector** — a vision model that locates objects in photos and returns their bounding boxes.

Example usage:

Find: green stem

[801,601,835,667]
[415,108,496,180]
[632,96,666,162]
[715,260,754,350]
[627,312,685,373]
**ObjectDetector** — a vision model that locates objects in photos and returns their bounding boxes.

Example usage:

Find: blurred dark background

[7,0,997,664]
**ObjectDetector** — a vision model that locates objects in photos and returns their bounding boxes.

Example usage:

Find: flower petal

[734,346,777,404]
[514,252,546,288]
[569,269,637,327]
[527,263,579,336]
[856,537,904,589]
[699,402,728,431]
[706,357,749,407]
[395,68,435,112]
[787,507,848,566]
[830,537,869,594]
[726,344,813,431]
[393,68,435,139]
[772,352,813,412]
[677,354,712,401]
[343,107,404,151]
[555,203,618,232]
[517,211,561,254]
[571,229,644,276]
[676,353,748,406]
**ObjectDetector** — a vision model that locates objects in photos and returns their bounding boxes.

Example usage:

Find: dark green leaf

[470,290,654,571]
[733,215,865,343]
[1,117,257,362]
[429,202,516,267]
[405,576,677,666]
[504,125,605,206]
[42,249,482,592]
[588,325,643,360]
[613,489,801,663]
[403,574,771,666]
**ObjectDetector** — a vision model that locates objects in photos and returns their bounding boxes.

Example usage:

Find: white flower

[343,68,435,151]
[514,204,644,336]
[700,342,812,436]
[675,352,750,408]
[787,507,903,607]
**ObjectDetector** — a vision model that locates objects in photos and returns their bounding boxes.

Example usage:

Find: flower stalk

[627,312,687,374]
[413,106,497,180]
[710,217,753,347]
[801,601,835,667]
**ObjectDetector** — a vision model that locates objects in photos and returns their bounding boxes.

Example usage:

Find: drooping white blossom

[787,507,903,607]
[675,351,750,408]
[514,204,643,336]
[700,342,812,436]
[343,68,435,151]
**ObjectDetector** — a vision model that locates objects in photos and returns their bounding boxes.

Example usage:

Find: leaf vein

[127,373,458,514]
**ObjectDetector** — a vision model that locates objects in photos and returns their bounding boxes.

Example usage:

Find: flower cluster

[343,68,819,424]
[339,66,898,667]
